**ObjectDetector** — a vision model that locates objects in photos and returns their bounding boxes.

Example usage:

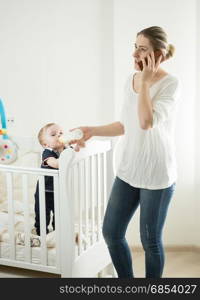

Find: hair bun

[166,44,175,59]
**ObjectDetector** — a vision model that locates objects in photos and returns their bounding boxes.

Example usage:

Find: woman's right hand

[69,126,94,152]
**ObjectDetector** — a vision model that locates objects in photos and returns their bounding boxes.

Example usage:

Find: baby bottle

[59,128,83,144]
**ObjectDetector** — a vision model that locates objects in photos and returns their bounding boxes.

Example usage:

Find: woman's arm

[138,52,163,130]
[138,82,153,130]
[69,121,124,151]
[91,121,124,137]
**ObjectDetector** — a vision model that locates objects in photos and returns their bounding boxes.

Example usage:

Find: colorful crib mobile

[0,99,17,164]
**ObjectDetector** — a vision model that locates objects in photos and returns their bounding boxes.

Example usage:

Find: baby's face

[43,124,64,150]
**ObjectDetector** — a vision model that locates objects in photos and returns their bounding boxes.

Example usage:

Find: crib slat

[72,166,78,255]
[72,166,77,254]
[84,158,89,249]
[38,175,47,265]
[91,155,96,244]
[103,152,107,214]
[6,172,16,260]
[53,174,60,271]
[78,162,83,255]
[97,153,102,241]
[22,174,31,262]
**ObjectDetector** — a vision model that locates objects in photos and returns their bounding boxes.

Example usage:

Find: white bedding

[0,210,96,268]
[0,210,58,266]
[0,242,57,266]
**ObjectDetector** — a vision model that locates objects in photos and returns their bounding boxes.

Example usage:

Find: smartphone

[138,50,164,71]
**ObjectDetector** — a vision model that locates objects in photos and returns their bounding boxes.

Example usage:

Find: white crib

[0,139,113,277]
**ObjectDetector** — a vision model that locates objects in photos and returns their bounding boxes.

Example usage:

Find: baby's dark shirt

[41,148,60,192]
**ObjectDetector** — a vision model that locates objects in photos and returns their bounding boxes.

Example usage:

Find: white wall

[0,0,114,138]
[113,0,198,246]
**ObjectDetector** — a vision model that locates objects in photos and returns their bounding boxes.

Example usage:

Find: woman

[70,26,181,278]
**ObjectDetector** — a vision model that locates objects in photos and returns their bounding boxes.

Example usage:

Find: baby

[34,123,66,235]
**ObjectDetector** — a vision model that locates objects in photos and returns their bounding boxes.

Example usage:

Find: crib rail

[0,165,58,176]
[0,139,112,277]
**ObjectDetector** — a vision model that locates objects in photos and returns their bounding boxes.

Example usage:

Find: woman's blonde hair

[137,26,175,60]
[38,123,56,146]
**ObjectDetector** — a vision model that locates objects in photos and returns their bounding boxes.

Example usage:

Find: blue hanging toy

[0,99,17,164]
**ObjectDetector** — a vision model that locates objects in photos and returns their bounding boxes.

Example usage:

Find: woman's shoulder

[164,73,180,85]
[157,73,181,98]
[156,73,181,94]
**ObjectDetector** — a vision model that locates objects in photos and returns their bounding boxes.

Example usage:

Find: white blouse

[114,73,181,190]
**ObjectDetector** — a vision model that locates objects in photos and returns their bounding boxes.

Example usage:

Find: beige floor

[132,250,200,278]
[0,250,199,278]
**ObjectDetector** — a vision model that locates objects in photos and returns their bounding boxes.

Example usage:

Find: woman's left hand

[140,51,162,85]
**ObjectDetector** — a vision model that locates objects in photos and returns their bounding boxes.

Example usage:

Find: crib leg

[97,263,117,278]
[97,270,104,278]
[106,263,117,278]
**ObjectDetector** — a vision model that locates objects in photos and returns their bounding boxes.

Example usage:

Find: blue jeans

[102,177,176,278]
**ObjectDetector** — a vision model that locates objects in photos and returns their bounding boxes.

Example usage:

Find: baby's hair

[38,123,56,146]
